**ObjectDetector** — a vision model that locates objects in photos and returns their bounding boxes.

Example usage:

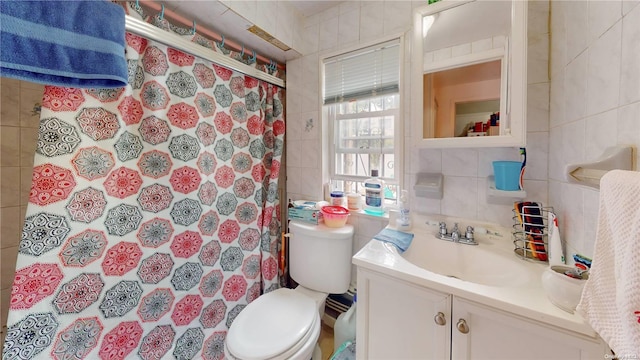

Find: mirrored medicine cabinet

[411,0,528,148]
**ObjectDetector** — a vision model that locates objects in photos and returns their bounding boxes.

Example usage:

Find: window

[323,39,402,202]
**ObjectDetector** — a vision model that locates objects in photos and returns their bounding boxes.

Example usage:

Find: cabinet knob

[457,319,469,334]
[434,312,446,326]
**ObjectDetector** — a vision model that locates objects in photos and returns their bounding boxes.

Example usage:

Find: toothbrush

[519,147,526,190]
[564,254,592,279]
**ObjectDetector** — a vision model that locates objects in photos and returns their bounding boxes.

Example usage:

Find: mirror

[412,0,527,148]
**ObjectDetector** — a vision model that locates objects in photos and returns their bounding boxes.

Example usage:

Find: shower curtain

[3,4,285,360]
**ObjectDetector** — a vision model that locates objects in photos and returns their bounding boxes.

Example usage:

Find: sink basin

[399,232,532,287]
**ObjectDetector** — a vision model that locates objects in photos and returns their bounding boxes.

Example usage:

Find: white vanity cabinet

[451,297,607,360]
[357,269,452,359]
[356,269,608,360]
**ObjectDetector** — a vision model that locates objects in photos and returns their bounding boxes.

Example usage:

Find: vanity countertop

[352,214,598,338]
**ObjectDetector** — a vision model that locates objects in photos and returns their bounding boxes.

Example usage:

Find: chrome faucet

[451,223,460,242]
[438,222,478,245]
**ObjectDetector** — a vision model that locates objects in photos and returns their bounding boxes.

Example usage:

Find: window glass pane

[356,100,369,113]
[336,116,395,152]
[370,97,383,111]
[384,94,399,110]
[332,179,398,203]
[330,92,399,182]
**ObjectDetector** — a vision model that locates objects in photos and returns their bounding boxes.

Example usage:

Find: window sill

[349,208,389,220]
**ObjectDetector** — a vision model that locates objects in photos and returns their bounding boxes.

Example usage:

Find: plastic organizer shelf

[512,204,553,262]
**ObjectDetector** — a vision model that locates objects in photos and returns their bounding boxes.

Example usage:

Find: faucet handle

[439,221,447,235]
[465,226,474,240]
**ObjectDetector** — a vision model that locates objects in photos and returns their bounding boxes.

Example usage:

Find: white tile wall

[550,0,640,260]
[620,3,640,106]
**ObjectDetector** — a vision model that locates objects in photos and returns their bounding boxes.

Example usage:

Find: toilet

[225,220,354,360]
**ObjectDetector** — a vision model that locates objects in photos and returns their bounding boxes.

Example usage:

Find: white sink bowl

[399,231,532,287]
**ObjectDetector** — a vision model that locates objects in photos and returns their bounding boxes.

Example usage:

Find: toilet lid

[227,288,317,360]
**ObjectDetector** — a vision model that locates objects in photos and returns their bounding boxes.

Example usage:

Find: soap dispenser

[396,189,411,231]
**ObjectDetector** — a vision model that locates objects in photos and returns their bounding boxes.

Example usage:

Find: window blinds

[323,39,400,105]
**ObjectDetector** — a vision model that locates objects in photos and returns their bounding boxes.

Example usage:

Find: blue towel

[374,228,414,252]
[1,0,128,88]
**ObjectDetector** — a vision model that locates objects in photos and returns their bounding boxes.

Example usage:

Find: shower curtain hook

[159,4,164,20]
[192,20,196,35]
[241,45,245,58]
[250,50,256,63]
[135,0,139,8]
[219,34,225,48]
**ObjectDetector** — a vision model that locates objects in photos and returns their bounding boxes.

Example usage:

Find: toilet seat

[226,288,319,360]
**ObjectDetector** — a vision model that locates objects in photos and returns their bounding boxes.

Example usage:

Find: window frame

[321,35,405,202]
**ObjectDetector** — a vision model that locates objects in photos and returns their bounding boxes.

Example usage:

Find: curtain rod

[125,15,285,88]
[137,0,285,71]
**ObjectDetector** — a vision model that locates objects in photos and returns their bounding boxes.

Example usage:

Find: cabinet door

[356,269,451,360]
[451,297,607,360]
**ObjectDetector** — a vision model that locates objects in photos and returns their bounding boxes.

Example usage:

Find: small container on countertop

[330,191,346,207]
[346,193,360,211]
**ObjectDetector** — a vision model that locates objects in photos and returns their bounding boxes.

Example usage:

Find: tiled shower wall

[0,78,44,342]
[549,1,640,260]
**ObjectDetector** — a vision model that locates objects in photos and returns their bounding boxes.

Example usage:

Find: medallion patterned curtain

[3,8,285,360]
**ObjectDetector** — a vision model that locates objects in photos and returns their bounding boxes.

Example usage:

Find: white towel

[576,170,640,357]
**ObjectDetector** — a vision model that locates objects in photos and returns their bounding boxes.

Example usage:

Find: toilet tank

[288,221,354,294]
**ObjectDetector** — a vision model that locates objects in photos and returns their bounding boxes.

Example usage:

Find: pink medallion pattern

[118,96,144,125]
[101,242,143,276]
[171,294,204,326]
[169,166,202,194]
[98,321,143,360]
[222,275,247,302]
[170,230,203,258]
[30,163,77,206]
[103,167,143,199]
[10,263,64,310]
[4,3,285,359]
[42,87,85,112]
[167,102,199,129]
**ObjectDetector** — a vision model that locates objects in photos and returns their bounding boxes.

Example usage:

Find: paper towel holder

[565,145,634,189]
